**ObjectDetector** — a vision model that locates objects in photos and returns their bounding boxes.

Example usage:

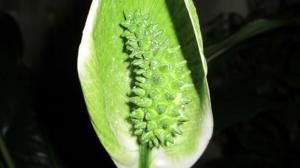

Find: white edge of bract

[77,0,99,75]
[77,0,139,168]
[184,0,208,76]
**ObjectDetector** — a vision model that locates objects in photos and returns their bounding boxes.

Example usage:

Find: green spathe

[77,0,213,168]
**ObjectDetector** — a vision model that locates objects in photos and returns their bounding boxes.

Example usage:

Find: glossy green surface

[78,0,213,167]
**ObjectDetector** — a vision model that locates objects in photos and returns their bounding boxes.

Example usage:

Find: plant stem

[0,135,15,168]
[139,144,151,168]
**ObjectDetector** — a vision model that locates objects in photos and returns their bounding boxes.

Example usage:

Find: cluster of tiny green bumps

[121,10,192,148]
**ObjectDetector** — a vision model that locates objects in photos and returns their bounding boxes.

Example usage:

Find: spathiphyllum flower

[77,0,213,168]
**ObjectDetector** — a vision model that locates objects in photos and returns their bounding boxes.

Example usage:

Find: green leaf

[205,19,286,63]
[0,135,14,168]
[77,0,213,168]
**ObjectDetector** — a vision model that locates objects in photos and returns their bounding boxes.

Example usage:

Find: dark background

[0,0,300,167]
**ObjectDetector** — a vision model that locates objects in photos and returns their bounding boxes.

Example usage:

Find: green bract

[78,0,213,168]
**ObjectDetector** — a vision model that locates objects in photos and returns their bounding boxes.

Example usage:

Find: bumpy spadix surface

[78,0,213,168]
[122,10,192,148]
